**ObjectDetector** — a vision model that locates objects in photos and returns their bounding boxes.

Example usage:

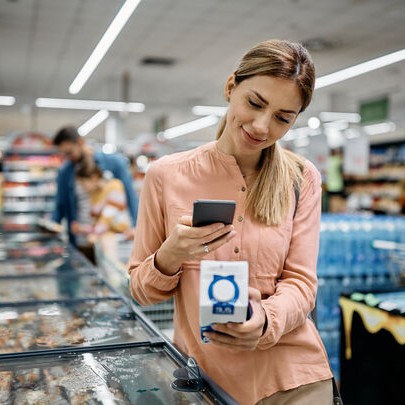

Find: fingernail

[203,334,210,343]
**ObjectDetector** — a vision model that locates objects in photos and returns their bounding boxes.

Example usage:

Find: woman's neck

[217,135,261,177]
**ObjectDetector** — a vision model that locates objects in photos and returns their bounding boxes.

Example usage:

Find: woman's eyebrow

[279,108,298,115]
[251,90,268,105]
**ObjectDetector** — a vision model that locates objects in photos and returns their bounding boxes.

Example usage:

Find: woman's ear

[224,73,236,102]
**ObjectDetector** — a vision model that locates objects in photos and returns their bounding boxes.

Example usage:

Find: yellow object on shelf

[339,296,405,360]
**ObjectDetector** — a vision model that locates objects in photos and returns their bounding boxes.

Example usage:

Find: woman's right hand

[154,215,236,276]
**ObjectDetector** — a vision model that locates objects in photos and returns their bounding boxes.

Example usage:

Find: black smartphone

[192,199,236,227]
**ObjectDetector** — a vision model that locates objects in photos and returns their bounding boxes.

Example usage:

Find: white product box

[200,260,249,343]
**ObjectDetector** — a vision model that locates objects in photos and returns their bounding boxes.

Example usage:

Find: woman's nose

[252,113,271,135]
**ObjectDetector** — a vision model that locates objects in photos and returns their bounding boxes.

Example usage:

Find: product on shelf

[316,213,405,381]
[1,132,63,232]
[344,141,405,215]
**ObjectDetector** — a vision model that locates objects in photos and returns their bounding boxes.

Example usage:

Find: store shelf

[3,187,55,198]
[2,172,58,183]
[2,202,54,213]
[316,213,405,381]
[0,213,45,233]
[2,146,58,156]
[1,134,63,233]
[2,159,61,170]
[344,141,405,215]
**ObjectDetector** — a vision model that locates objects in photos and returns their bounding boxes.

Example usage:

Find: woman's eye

[248,99,261,109]
[277,116,290,124]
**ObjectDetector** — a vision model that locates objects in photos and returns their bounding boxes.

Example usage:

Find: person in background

[128,155,144,195]
[52,126,138,262]
[73,155,131,244]
[128,39,334,404]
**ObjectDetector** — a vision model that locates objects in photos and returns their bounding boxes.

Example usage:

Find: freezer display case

[0,299,153,355]
[0,233,96,277]
[0,229,237,404]
[0,345,229,405]
[0,232,65,261]
[0,274,118,305]
[95,237,176,330]
[0,255,94,277]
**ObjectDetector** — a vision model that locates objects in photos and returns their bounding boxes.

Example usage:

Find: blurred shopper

[128,39,335,404]
[73,155,131,243]
[52,126,138,262]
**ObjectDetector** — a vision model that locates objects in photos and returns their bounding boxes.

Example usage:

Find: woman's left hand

[203,287,267,350]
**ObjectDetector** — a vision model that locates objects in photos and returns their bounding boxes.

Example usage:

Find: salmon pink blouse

[128,141,332,405]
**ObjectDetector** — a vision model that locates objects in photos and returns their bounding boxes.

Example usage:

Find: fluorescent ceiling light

[307,117,321,129]
[0,96,16,106]
[158,115,219,140]
[344,128,361,139]
[192,105,227,116]
[319,112,361,123]
[283,126,311,141]
[78,110,109,136]
[35,97,145,112]
[363,121,396,135]
[69,0,142,94]
[102,143,118,154]
[324,121,350,130]
[315,48,405,89]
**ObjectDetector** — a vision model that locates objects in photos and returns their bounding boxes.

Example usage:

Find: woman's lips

[242,128,266,145]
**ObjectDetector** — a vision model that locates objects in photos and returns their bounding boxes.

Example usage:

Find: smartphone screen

[192,199,236,227]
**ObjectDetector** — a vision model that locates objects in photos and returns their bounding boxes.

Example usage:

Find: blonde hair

[217,39,315,225]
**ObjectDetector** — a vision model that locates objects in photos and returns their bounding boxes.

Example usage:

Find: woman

[128,39,333,405]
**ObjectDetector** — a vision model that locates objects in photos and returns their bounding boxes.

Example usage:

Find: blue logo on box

[208,275,239,316]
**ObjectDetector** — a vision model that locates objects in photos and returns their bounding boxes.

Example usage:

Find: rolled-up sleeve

[128,162,181,305]
[258,162,322,349]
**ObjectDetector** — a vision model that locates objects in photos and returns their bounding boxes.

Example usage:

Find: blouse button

[241,186,246,192]
[234,247,240,254]
[237,216,243,222]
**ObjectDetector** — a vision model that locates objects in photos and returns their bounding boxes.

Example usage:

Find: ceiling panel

[0,0,404,147]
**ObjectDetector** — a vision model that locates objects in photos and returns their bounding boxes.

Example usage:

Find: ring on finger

[203,244,209,254]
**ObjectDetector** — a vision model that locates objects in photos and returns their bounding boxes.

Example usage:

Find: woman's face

[221,74,302,158]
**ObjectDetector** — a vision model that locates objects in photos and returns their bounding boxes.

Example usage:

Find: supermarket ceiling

[1,0,405,150]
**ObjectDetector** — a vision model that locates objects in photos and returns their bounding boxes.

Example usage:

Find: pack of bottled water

[316,213,405,379]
